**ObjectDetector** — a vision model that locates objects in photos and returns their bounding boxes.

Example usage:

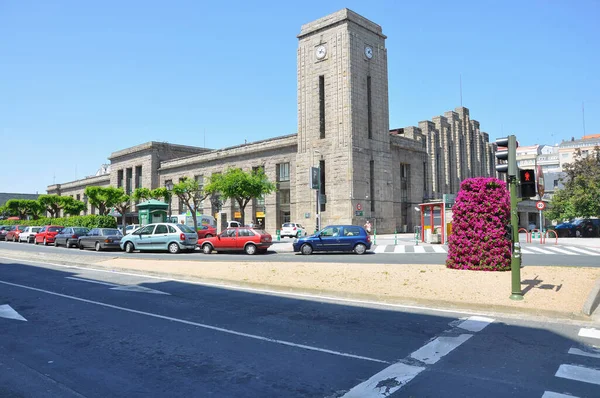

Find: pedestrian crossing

[371,244,600,256]
[543,327,600,397]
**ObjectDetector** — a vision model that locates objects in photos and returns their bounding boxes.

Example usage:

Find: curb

[583,277,600,316]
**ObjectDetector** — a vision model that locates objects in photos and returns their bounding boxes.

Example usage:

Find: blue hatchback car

[293,225,372,255]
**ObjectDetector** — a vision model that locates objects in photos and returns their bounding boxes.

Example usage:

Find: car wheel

[301,243,313,255]
[66,239,71,248]
[354,243,367,255]
[125,242,134,253]
[12,236,16,242]
[202,244,212,254]
[43,238,47,246]
[245,244,257,255]
[205,234,213,238]
[79,241,84,250]
[95,242,102,252]
[54,240,59,247]
[168,242,180,254]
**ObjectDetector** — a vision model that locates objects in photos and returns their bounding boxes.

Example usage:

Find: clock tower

[294,9,394,231]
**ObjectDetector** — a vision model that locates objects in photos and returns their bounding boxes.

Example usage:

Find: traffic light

[495,135,518,176]
[519,168,536,198]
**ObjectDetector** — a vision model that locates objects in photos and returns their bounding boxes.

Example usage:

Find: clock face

[365,46,373,59]
[316,45,327,60]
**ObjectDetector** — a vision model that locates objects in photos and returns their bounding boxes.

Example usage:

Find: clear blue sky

[1,0,599,194]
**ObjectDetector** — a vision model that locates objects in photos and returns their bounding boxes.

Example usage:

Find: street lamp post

[165,180,173,221]
[312,150,322,233]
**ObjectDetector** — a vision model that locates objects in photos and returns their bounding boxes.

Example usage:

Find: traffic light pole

[509,175,523,301]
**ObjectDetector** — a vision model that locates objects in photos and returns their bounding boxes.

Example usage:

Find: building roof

[0,192,40,207]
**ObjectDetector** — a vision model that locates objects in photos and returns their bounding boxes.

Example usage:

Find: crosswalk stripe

[373,245,386,253]
[542,392,579,398]
[555,364,600,386]
[543,246,579,255]
[394,245,406,253]
[568,247,600,256]
[432,246,446,253]
[568,346,600,359]
[526,246,556,254]
[579,328,600,340]
[413,246,426,253]
[520,248,535,254]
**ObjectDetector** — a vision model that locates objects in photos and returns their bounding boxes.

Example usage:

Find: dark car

[78,228,123,251]
[54,227,90,248]
[0,225,11,241]
[555,218,600,238]
[554,220,576,237]
[293,225,372,255]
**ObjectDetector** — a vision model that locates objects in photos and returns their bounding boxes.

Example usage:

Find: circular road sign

[536,201,546,210]
[356,203,362,211]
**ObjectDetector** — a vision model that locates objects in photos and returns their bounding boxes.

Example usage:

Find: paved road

[1,258,599,397]
[1,239,599,267]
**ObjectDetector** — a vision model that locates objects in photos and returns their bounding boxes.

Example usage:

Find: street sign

[355,211,363,216]
[356,203,362,211]
[535,201,546,210]
[310,167,320,190]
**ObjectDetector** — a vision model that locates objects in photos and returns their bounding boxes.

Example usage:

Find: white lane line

[520,248,535,254]
[555,364,600,386]
[431,246,446,253]
[413,246,426,253]
[410,334,472,364]
[342,316,492,397]
[567,247,600,256]
[373,245,386,253]
[579,328,600,339]
[66,276,118,287]
[342,362,425,398]
[542,392,580,398]
[526,247,555,254]
[568,347,600,359]
[457,316,495,332]
[0,304,27,321]
[543,247,579,255]
[394,245,406,253]
[0,279,388,364]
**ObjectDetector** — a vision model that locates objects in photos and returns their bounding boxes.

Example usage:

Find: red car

[5,225,27,242]
[196,225,217,239]
[198,227,272,255]
[35,225,64,245]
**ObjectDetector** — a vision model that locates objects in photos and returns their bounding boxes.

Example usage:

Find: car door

[36,226,46,243]
[339,226,361,251]
[82,229,97,248]
[217,228,237,250]
[60,228,72,246]
[133,224,156,250]
[151,224,169,250]
[315,226,342,251]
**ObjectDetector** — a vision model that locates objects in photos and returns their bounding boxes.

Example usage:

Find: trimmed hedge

[0,215,117,229]
[446,177,512,271]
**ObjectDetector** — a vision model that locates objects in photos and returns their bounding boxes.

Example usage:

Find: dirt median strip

[90,258,599,320]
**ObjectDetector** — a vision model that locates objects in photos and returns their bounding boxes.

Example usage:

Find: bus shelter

[418,202,448,244]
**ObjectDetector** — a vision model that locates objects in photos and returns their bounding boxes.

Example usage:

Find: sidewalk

[2,248,599,322]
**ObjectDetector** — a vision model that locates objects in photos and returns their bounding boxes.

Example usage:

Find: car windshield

[32,227,41,232]
[253,229,268,235]
[101,229,121,236]
[48,227,62,232]
[73,228,89,234]
[283,223,293,228]
[177,224,196,234]
[573,219,585,226]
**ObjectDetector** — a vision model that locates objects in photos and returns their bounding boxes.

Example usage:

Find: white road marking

[526,246,555,254]
[568,347,600,359]
[457,316,495,332]
[543,247,578,255]
[342,316,491,397]
[413,246,426,253]
[373,245,386,253]
[520,248,534,254]
[0,279,387,364]
[66,276,118,287]
[567,247,600,256]
[431,246,446,253]
[342,362,425,398]
[0,304,27,321]
[393,245,405,253]
[555,364,600,386]
[542,392,580,398]
[579,328,600,340]
[410,334,472,364]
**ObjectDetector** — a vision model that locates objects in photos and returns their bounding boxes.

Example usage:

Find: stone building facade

[47,9,495,233]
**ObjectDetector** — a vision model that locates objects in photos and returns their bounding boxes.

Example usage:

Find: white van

[172,214,216,230]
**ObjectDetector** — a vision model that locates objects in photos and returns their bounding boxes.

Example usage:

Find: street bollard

[373,228,376,245]
[276,229,280,241]
[394,229,397,245]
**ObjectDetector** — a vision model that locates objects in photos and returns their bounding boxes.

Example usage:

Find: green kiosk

[137,199,168,226]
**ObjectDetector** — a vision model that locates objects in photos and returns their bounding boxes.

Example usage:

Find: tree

[547,147,600,221]
[37,194,64,218]
[3,199,28,219]
[112,189,131,233]
[204,168,276,227]
[84,186,126,216]
[172,177,209,233]
[24,200,44,220]
[62,197,86,216]
[132,187,171,203]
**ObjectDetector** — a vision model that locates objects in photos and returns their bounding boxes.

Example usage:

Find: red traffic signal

[519,169,536,198]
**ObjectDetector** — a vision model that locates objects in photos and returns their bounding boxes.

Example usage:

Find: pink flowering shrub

[446,177,511,271]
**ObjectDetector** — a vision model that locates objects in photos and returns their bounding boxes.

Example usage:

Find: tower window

[319,75,325,139]
[319,159,326,212]
[367,76,372,139]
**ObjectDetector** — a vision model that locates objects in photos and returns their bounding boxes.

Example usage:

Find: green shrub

[0,215,117,228]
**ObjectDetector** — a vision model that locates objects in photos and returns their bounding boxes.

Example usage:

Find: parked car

[554,218,600,238]
[197,224,217,239]
[293,225,371,255]
[122,224,141,235]
[54,227,90,248]
[0,225,11,241]
[78,228,123,251]
[19,226,43,243]
[198,227,272,255]
[5,225,27,242]
[281,222,308,238]
[120,223,198,254]
[34,225,64,245]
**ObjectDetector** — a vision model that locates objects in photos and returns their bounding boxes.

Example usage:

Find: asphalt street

[1,258,599,397]
[1,239,599,267]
